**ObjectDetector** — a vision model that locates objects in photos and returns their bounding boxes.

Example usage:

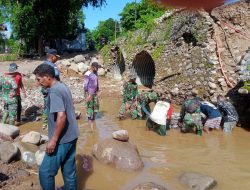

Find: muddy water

[21,98,250,190]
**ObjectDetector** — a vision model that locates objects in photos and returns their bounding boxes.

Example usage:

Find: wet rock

[133,182,168,190]
[92,138,143,171]
[21,131,41,145]
[35,150,45,166]
[0,142,19,163]
[112,130,129,142]
[208,82,217,89]
[73,55,85,63]
[0,124,20,138]
[179,172,217,190]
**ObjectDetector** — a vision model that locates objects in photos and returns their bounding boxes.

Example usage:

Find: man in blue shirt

[33,64,79,190]
[200,101,222,133]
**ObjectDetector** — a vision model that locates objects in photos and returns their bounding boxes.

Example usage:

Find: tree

[119,0,165,32]
[0,0,106,54]
[90,18,118,50]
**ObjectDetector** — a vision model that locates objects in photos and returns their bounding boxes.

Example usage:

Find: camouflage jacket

[180,99,201,121]
[0,75,17,104]
[122,82,139,102]
[139,91,158,106]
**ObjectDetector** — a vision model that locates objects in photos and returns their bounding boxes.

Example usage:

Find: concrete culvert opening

[111,46,125,80]
[182,32,197,46]
[131,51,155,88]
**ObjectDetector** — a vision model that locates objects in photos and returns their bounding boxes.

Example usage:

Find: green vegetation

[247,65,250,71]
[0,53,18,61]
[243,81,250,92]
[191,19,207,43]
[100,44,112,64]
[164,18,173,42]
[119,0,165,32]
[151,44,165,60]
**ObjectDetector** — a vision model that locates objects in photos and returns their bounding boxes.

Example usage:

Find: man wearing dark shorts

[33,64,79,190]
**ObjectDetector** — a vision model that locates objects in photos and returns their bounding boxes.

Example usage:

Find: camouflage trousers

[1,102,17,125]
[182,113,202,135]
[146,118,169,136]
[119,100,142,119]
[85,94,99,120]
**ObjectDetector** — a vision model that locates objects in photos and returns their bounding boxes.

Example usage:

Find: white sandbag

[150,101,170,125]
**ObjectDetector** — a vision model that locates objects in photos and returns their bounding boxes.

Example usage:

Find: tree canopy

[0,0,106,53]
[119,0,165,31]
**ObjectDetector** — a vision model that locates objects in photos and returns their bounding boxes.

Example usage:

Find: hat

[91,62,100,68]
[46,48,60,58]
[9,63,18,72]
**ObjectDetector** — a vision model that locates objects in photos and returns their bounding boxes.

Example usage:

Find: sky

[83,0,240,30]
[84,0,138,30]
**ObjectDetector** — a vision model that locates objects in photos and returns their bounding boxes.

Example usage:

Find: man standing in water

[84,62,100,121]
[33,64,79,190]
[118,73,142,120]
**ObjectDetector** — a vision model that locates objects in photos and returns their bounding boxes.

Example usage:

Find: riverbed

[20,96,250,190]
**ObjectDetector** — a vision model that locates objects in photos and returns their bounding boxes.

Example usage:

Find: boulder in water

[112,130,129,142]
[179,172,217,190]
[92,138,143,171]
[133,182,168,190]
[21,131,41,145]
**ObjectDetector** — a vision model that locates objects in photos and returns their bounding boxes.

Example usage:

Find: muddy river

[19,96,250,190]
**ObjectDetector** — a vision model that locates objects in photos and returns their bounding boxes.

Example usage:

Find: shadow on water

[76,154,93,190]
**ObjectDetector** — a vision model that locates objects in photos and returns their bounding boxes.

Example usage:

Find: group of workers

[117,74,239,136]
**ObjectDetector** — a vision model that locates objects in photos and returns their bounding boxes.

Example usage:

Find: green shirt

[0,75,17,104]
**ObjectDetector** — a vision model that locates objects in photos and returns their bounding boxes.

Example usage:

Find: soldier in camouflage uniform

[138,88,158,119]
[179,96,202,136]
[0,74,17,125]
[118,74,142,119]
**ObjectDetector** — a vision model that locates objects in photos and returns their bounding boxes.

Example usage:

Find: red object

[156,0,224,10]
[14,72,22,96]
[167,103,173,120]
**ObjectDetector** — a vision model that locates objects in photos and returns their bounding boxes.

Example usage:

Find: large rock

[14,141,39,155]
[92,138,143,171]
[35,150,45,166]
[0,131,13,142]
[112,130,129,142]
[0,123,20,138]
[22,151,36,165]
[133,182,168,190]
[74,55,85,63]
[179,172,217,190]
[78,62,89,73]
[21,131,41,145]
[69,63,79,72]
[61,60,71,67]
[0,142,19,163]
